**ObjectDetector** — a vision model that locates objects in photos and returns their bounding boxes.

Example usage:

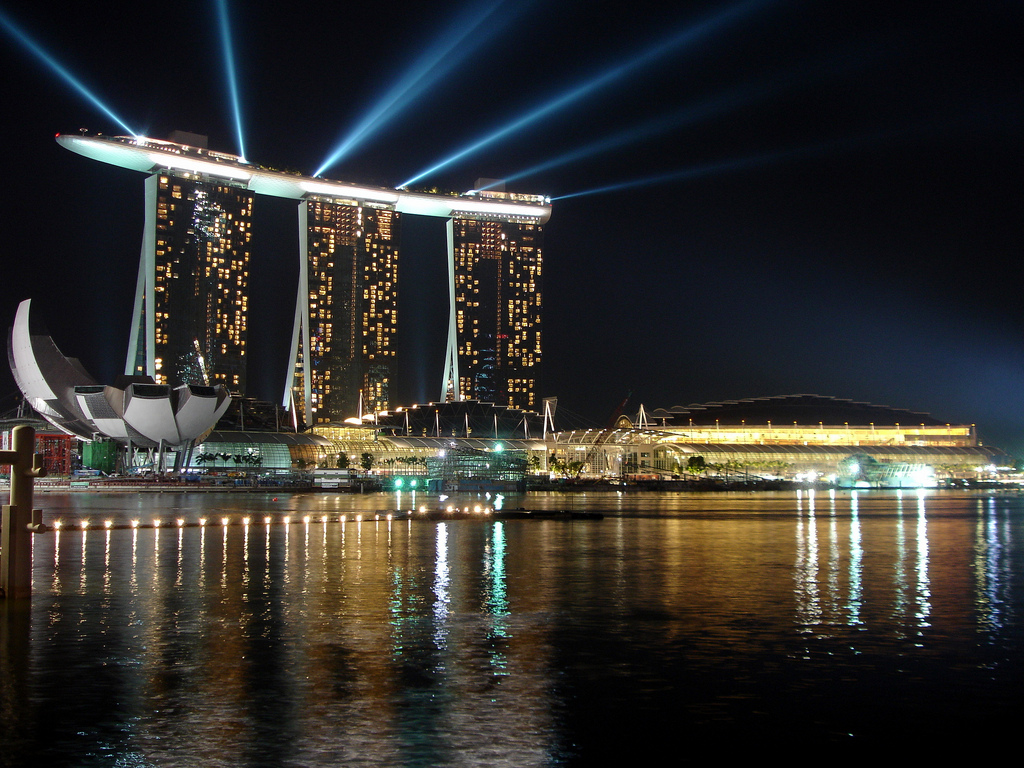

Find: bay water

[1,489,1020,765]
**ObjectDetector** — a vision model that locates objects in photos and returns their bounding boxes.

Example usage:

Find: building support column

[441,217,460,402]
[284,201,312,424]
[126,174,158,378]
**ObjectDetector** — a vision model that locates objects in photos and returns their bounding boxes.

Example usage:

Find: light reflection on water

[1,490,1022,765]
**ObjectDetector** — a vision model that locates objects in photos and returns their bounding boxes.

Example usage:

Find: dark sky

[1,1,1021,452]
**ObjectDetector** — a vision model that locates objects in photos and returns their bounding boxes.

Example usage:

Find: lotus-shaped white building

[8,300,230,465]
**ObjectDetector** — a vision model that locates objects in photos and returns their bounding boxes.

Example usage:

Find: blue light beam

[551,151,793,200]
[399,0,771,188]
[483,43,887,191]
[314,0,515,177]
[481,87,762,191]
[215,0,247,161]
[0,9,138,136]
[550,126,924,201]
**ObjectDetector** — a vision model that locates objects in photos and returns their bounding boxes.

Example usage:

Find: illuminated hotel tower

[125,134,253,391]
[56,133,550,420]
[288,198,400,424]
[443,187,543,411]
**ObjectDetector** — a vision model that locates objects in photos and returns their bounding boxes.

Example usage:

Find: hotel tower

[124,132,253,392]
[446,190,543,411]
[57,133,551,424]
[290,197,400,423]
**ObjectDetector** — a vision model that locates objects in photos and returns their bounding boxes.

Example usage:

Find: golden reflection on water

[791,489,945,636]
[17,491,1024,763]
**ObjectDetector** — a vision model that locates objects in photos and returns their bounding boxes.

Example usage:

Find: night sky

[1,1,1020,452]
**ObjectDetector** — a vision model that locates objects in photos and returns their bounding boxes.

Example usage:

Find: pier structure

[1,426,48,600]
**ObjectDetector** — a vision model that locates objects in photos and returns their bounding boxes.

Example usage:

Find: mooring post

[1,425,48,600]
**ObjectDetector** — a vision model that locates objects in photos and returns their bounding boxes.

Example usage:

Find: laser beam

[0,9,138,136]
[215,0,247,161]
[482,88,760,191]
[399,0,771,188]
[314,0,516,177]
[550,128,905,201]
[551,151,789,200]
[484,43,887,191]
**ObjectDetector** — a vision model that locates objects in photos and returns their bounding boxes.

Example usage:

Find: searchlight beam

[399,0,771,187]
[0,9,139,137]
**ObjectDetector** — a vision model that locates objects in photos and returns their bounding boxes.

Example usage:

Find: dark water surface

[1,489,1021,765]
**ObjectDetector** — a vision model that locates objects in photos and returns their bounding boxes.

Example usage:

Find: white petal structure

[9,299,229,448]
[174,385,232,439]
[8,299,97,438]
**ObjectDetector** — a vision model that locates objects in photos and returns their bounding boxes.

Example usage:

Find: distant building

[0,423,75,477]
[8,299,230,470]
[373,399,545,439]
[553,395,1004,483]
[642,395,978,447]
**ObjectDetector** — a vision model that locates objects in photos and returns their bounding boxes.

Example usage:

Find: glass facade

[425,445,528,491]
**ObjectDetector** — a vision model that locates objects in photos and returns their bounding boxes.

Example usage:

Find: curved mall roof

[56,134,552,223]
[649,394,955,427]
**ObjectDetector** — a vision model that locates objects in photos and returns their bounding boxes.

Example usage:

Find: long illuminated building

[58,133,551,423]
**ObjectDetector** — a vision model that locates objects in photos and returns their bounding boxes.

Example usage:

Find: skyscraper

[288,197,400,425]
[125,134,254,392]
[442,184,543,411]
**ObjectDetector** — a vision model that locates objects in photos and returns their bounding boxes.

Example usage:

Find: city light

[0,9,139,136]
[214,0,247,161]
[399,0,769,187]
[314,0,512,177]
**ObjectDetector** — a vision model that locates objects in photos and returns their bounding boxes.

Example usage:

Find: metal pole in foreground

[1,425,48,600]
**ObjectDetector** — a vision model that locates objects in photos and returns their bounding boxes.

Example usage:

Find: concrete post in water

[1,425,48,600]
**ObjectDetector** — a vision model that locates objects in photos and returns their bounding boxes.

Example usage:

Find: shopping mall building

[551,395,1005,486]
